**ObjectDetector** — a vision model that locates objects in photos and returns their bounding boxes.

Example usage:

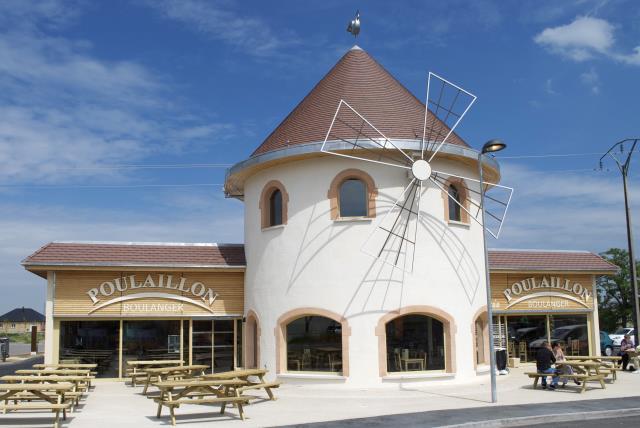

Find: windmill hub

[411,159,431,181]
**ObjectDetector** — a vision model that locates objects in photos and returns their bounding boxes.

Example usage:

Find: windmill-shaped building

[21,45,617,388]
[226,45,507,383]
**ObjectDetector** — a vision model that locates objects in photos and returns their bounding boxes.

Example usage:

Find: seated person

[620,334,634,371]
[552,342,580,386]
[536,341,558,390]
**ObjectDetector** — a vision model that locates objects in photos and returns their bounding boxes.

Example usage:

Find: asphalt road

[0,355,43,376]
[553,416,638,427]
[8,341,44,356]
[284,396,640,428]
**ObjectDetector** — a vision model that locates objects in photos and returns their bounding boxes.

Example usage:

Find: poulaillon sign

[86,274,219,314]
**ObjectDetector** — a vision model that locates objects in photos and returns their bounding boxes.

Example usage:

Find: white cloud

[142,0,297,58]
[534,16,614,61]
[545,78,557,95]
[0,1,233,183]
[534,16,640,65]
[580,68,600,94]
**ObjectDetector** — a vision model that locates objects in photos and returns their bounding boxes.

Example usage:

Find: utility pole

[600,138,640,347]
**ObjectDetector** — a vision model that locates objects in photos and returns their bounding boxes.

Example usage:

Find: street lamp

[479,139,507,404]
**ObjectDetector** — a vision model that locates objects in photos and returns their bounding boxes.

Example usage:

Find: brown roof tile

[488,249,618,273]
[22,242,246,268]
[252,46,468,157]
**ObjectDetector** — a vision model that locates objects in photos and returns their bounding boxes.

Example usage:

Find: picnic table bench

[154,379,249,425]
[525,361,607,393]
[141,364,208,394]
[0,383,73,428]
[126,360,184,387]
[562,358,622,381]
[202,368,280,401]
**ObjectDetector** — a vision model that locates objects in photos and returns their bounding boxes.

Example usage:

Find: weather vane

[347,11,360,38]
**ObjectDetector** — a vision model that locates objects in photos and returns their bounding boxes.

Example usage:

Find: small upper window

[448,185,462,222]
[269,189,283,226]
[339,179,367,217]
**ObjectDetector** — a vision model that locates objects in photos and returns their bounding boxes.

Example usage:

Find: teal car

[600,331,614,356]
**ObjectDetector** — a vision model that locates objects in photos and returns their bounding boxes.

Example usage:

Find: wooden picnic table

[154,379,249,425]
[202,369,280,400]
[126,360,185,387]
[565,356,622,362]
[15,369,96,386]
[557,361,607,390]
[34,363,97,370]
[141,364,208,395]
[0,383,73,428]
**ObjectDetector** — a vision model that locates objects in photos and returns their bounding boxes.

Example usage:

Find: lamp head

[481,139,506,154]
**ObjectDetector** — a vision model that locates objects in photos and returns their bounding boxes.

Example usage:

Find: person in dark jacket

[620,334,634,371]
[536,341,558,389]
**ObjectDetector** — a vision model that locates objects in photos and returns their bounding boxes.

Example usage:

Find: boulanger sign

[86,274,219,314]
[501,276,591,309]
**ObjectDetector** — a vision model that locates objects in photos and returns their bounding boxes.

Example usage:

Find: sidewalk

[1,366,639,428]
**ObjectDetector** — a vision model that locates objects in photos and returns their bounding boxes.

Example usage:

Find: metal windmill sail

[321,72,513,272]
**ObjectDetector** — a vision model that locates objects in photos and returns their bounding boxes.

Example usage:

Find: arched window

[286,316,342,373]
[259,180,288,229]
[472,310,489,367]
[448,185,462,222]
[385,314,445,372]
[339,179,367,217]
[269,189,283,226]
[328,169,377,220]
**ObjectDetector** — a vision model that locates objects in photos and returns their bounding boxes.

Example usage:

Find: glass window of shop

[192,319,243,373]
[386,315,445,372]
[549,315,589,356]
[59,321,119,378]
[498,314,590,361]
[122,320,181,367]
[286,316,342,373]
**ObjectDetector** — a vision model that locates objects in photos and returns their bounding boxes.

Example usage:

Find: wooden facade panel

[490,272,594,312]
[54,270,244,317]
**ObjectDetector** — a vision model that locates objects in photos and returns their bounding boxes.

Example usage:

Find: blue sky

[1,0,639,313]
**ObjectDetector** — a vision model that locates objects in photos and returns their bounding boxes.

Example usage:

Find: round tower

[225,46,501,387]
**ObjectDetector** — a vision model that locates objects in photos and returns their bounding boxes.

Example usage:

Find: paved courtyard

[2,366,639,428]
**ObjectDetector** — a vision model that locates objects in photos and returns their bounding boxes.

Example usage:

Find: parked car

[600,331,614,356]
[529,324,588,354]
[610,327,635,350]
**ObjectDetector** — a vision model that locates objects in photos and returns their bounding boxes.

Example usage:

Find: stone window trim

[259,180,289,229]
[375,305,457,377]
[245,309,261,369]
[440,177,470,224]
[274,307,351,376]
[327,169,378,220]
[471,306,490,368]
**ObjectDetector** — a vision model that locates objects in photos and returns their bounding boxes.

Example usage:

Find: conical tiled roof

[252,45,468,157]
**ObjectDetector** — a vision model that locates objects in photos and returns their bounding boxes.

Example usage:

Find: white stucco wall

[242,153,489,387]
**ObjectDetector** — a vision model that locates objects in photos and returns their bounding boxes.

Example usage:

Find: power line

[52,163,232,171]
[497,152,604,159]
[0,183,224,189]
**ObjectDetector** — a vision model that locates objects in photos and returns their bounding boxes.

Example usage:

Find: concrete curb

[439,407,640,428]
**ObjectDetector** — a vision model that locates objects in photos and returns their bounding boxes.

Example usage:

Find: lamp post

[599,139,640,348]
[479,139,507,404]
